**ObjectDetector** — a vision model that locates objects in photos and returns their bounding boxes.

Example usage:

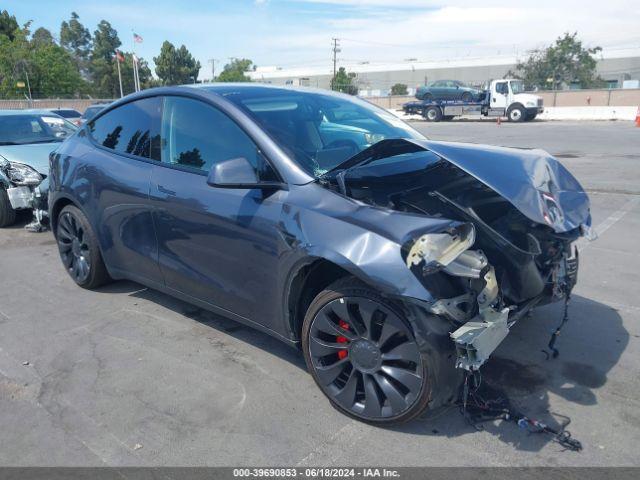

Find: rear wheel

[424,106,443,122]
[302,278,434,425]
[56,205,111,289]
[0,187,17,228]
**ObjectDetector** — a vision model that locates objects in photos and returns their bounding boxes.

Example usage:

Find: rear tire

[0,187,17,228]
[424,106,443,122]
[302,277,453,425]
[56,204,111,289]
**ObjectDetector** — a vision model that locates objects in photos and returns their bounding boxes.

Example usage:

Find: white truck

[403,79,544,122]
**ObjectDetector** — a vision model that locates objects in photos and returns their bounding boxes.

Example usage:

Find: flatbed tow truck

[403,79,544,122]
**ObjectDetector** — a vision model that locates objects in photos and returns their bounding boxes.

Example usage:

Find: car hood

[345,139,590,234]
[415,139,590,233]
[0,143,60,174]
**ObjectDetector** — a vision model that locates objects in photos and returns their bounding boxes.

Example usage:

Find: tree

[154,41,201,85]
[0,10,19,41]
[0,18,83,99]
[511,32,604,90]
[89,20,121,97]
[390,83,408,95]
[31,27,55,46]
[331,67,357,95]
[0,20,31,98]
[217,58,253,82]
[28,42,84,97]
[60,12,92,78]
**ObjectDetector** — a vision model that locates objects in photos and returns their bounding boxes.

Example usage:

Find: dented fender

[280,183,462,304]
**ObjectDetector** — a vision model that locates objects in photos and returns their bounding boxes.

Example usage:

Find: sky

[4,0,640,79]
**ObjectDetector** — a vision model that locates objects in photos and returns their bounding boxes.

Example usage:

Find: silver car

[0,110,77,231]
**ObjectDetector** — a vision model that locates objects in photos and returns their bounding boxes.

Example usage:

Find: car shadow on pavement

[95,281,626,452]
[392,294,627,452]
[102,282,308,371]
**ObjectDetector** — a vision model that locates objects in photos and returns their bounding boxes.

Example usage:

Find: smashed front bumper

[6,183,49,232]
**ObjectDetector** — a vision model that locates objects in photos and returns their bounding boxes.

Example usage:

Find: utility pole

[332,38,340,90]
[208,58,218,81]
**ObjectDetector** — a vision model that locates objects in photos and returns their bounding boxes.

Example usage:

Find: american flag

[133,33,143,43]
[115,50,125,62]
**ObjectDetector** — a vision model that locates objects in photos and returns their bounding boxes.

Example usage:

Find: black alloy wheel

[303,279,429,424]
[56,205,111,289]
[57,210,91,283]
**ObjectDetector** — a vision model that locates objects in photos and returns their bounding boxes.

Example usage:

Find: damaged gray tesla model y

[49,85,592,424]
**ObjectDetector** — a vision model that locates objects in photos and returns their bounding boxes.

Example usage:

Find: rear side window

[88,97,161,161]
[160,96,277,180]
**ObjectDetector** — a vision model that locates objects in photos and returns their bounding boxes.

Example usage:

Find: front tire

[56,204,111,289]
[0,187,17,228]
[302,277,434,425]
[507,104,526,122]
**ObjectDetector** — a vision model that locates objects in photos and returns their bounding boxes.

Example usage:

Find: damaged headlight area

[403,223,510,371]
[0,155,49,231]
[3,161,43,186]
[405,222,476,273]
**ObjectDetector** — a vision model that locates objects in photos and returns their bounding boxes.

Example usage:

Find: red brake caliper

[337,320,349,359]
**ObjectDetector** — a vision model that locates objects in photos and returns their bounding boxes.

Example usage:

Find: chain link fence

[0,98,115,112]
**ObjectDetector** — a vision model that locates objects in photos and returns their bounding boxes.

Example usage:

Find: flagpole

[134,57,140,92]
[116,53,123,97]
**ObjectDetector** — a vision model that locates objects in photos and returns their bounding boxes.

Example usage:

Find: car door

[149,95,286,325]
[84,96,164,285]
[430,81,444,99]
[492,81,509,110]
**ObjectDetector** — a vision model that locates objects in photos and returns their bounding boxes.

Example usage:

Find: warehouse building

[248,49,640,96]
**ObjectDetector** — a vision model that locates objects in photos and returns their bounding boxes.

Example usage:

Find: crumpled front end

[321,138,592,371]
[0,156,49,231]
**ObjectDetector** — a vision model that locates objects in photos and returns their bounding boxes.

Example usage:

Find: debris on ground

[459,371,583,452]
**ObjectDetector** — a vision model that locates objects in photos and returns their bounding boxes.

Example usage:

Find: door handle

[157,185,176,196]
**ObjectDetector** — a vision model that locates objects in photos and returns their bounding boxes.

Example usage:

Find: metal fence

[0,98,115,113]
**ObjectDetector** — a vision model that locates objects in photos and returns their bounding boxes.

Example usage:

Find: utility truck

[403,79,544,122]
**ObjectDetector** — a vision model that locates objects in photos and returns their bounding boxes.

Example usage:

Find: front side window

[160,96,277,181]
[495,82,508,95]
[88,97,161,161]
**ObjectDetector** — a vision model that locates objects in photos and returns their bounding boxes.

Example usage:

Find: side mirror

[206,156,283,189]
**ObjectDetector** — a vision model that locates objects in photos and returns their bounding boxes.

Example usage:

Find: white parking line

[577,196,640,252]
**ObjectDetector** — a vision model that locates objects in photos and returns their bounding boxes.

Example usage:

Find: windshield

[510,80,525,94]
[0,114,77,145]
[219,87,426,177]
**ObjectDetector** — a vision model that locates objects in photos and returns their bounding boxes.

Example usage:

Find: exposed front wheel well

[287,259,351,342]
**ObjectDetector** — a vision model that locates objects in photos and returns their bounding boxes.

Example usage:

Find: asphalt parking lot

[1,120,639,467]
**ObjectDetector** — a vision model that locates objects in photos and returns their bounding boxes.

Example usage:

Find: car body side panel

[277,184,459,303]
[50,133,162,284]
[149,165,285,324]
